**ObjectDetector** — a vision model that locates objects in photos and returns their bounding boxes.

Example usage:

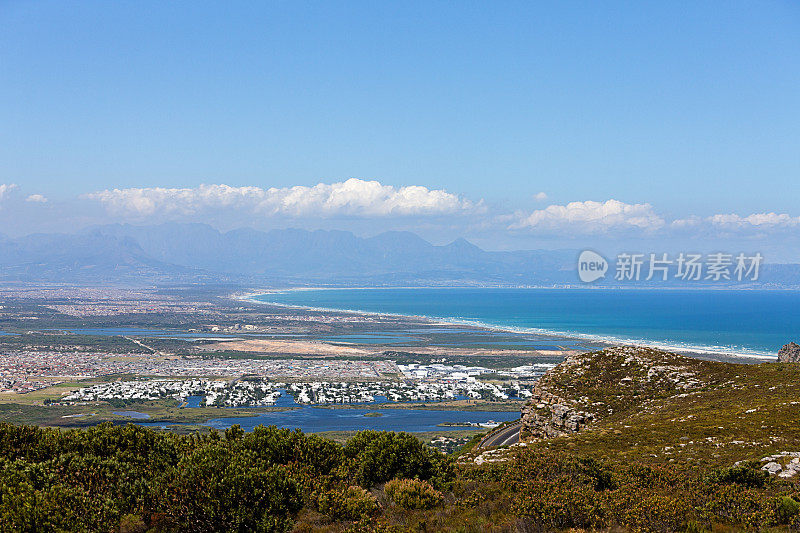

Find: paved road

[478,420,521,448]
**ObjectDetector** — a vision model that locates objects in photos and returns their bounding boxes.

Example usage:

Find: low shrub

[384,478,444,510]
[316,485,379,521]
[118,514,147,533]
[343,431,453,489]
[776,495,800,523]
[707,461,770,489]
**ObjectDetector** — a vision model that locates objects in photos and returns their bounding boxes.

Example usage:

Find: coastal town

[60,378,283,407]
[398,362,554,380]
[0,286,573,430]
[59,377,535,407]
[0,350,403,394]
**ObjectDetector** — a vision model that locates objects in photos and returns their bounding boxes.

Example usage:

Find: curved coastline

[238,288,778,360]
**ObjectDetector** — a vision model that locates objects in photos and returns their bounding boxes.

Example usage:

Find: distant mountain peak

[446,237,481,250]
[2,224,794,288]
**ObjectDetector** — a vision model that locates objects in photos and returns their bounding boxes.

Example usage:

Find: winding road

[477,420,521,448]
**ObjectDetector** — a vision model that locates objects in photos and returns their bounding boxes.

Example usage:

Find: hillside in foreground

[1,347,800,532]
[515,346,800,468]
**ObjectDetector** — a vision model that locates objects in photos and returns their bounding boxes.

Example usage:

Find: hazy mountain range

[0,223,797,288]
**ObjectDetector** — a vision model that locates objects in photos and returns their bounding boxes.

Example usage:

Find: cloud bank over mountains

[85,179,479,218]
[510,199,665,234]
[1,179,799,244]
[672,212,800,233]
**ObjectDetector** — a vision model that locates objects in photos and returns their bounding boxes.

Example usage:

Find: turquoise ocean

[254,288,800,358]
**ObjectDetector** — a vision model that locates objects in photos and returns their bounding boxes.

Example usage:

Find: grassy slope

[525,347,800,468]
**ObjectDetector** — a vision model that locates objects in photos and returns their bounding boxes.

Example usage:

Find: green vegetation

[1,420,798,531]
[314,485,379,522]
[526,349,800,467]
[0,424,451,532]
[497,450,800,531]
[313,428,484,446]
[2,345,800,531]
[0,399,296,428]
[384,478,444,510]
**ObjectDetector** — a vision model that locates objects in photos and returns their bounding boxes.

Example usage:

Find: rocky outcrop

[520,387,594,439]
[778,342,800,363]
[737,452,800,479]
[519,346,708,442]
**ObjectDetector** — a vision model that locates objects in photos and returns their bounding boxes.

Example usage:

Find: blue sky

[1,1,799,257]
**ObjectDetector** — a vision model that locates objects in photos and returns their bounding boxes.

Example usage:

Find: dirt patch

[200,339,375,357]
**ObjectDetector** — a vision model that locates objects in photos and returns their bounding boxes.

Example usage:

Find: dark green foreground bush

[0,423,452,532]
[2,422,798,532]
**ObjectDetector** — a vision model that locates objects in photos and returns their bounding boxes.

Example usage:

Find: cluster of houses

[60,379,283,407]
[59,375,536,408]
[286,380,533,404]
[398,363,555,380]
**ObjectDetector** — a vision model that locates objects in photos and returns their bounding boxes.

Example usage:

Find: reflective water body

[258,288,800,357]
[139,406,518,432]
[113,411,151,419]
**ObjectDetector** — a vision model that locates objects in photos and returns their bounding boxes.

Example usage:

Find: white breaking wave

[243,291,778,360]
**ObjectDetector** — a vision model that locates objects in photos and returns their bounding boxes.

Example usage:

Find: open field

[199,338,374,357]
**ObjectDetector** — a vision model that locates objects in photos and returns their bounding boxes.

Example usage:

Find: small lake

[139,407,518,433]
[184,395,203,408]
[321,333,419,344]
[160,392,516,432]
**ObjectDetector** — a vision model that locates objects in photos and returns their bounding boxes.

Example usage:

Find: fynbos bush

[316,485,379,520]
[384,478,444,510]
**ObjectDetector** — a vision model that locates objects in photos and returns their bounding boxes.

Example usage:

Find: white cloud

[60,179,800,241]
[86,179,477,218]
[672,212,800,233]
[0,183,18,202]
[708,212,800,228]
[25,194,48,203]
[510,199,665,234]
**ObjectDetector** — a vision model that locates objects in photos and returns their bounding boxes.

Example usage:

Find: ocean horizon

[252,288,800,358]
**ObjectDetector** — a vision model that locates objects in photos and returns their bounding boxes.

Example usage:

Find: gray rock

[762,461,783,474]
[520,388,594,440]
[778,342,800,363]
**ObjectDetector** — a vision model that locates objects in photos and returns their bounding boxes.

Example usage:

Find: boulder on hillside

[778,342,800,363]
